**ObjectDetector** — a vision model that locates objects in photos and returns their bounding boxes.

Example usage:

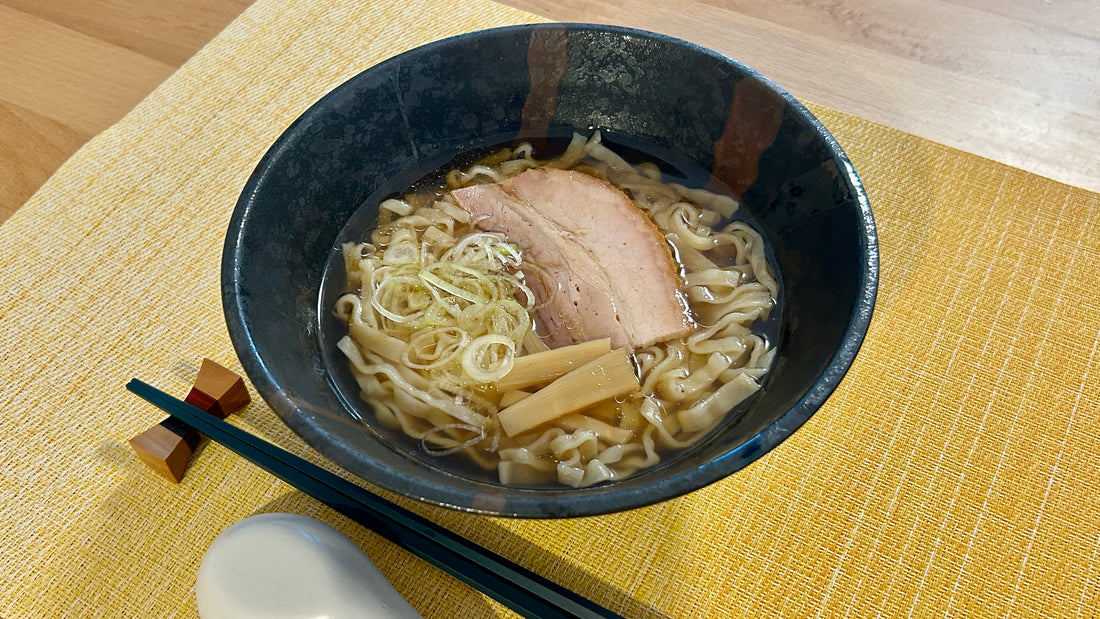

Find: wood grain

[501,0,1100,191]
[1,0,1096,225]
[0,0,249,223]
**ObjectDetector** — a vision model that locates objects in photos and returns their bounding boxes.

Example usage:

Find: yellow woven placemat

[2,0,1098,617]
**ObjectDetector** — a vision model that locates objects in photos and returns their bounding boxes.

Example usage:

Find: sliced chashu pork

[450,167,694,351]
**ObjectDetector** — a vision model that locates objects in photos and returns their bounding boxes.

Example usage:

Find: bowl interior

[223,23,877,517]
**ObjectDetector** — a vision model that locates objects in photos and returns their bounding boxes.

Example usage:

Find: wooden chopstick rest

[129,358,251,482]
[184,358,251,419]
[129,416,202,483]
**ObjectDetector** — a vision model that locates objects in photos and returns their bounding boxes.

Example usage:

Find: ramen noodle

[335,132,778,487]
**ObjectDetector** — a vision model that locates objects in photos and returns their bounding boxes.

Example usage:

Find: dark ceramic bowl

[223,24,878,518]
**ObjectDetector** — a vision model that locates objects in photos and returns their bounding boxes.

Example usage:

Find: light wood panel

[1,0,253,66]
[1,7,175,136]
[501,0,1100,192]
[1,0,1096,225]
[0,0,249,223]
[0,102,86,219]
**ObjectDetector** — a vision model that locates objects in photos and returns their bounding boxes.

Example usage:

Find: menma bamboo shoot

[497,348,639,437]
[495,338,611,391]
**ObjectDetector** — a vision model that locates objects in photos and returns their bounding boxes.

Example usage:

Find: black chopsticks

[125,379,622,619]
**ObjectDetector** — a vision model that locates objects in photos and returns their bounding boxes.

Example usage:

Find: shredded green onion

[418,262,493,304]
[460,334,516,384]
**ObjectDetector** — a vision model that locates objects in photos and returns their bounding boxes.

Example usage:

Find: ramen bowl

[223,23,878,518]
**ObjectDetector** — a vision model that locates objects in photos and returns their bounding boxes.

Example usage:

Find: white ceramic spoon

[196,512,423,618]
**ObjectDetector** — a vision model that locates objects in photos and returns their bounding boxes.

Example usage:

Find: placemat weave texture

[2,0,1098,617]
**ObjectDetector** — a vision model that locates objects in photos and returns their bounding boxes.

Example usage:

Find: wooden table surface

[2,0,1097,225]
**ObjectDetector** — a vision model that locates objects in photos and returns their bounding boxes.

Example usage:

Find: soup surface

[332,132,781,487]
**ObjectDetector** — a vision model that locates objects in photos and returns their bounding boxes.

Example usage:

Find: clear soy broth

[318,129,784,488]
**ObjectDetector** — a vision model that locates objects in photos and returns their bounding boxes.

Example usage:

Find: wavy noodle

[336,132,778,487]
